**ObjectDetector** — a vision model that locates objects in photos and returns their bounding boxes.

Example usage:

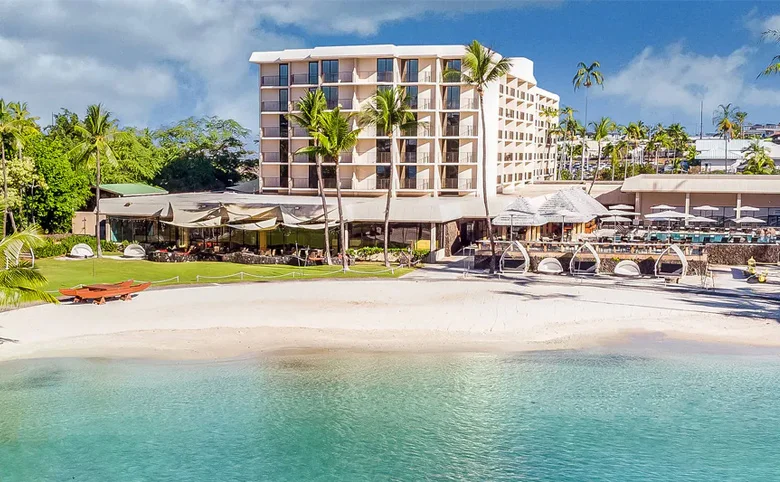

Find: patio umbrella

[609,204,634,210]
[604,210,640,216]
[644,210,692,219]
[601,215,631,223]
[651,204,676,210]
[731,216,766,224]
[692,205,718,212]
[739,206,760,212]
[689,216,717,223]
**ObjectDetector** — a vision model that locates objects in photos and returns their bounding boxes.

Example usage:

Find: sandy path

[1,279,778,361]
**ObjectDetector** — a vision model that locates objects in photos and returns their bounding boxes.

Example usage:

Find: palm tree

[759,30,780,78]
[0,225,57,307]
[624,121,647,177]
[289,90,332,265]
[359,87,424,267]
[572,61,604,180]
[459,40,512,274]
[69,104,119,258]
[713,104,738,172]
[547,123,565,178]
[588,117,615,193]
[540,106,559,178]
[296,108,360,271]
[558,106,577,173]
[734,111,748,138]
[665,123,688,167]
[0,100,23,237]
[613,139,629,180]
[742,139,775,174]
[7,102,39,232]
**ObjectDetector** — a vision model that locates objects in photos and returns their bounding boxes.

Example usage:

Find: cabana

[537,257,564,275]
[614,260,641,277]
[123,244,146,259]
[69,243,94,258]
[569,242,600,275]
[499,241,529,274]
[654,244,688,280]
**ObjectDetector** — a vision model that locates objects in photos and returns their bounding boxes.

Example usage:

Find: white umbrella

[645,210,692,219]
[609,204,634,210]
[738,206,760,212]
[601,215,631,223]
[603,210,640,216]
[651,204,676,210]
[689,216,717,223]
[731,216,766,224]
[692,205,718,212]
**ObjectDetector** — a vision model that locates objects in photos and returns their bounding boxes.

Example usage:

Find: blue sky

[2,0,780,134]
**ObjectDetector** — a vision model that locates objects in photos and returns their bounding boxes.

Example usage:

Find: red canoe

[59,280,151,304]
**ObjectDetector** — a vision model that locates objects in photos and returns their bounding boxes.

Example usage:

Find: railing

[293,153,314,163]
[400,178,430,189]
[262,177,282,188]
[262,152,283,162]
[323,178,352,189]
[262,127,288,137]
[376,178,391,190]
[409,99,431,110]
[260,75,287,87]
[291,178,315,189]
[403,71,432,83]
[444,100,460,110]
[261,101,287,112]
[323,71,354,83]
[291,127,311,137]
[291,73,318,85]
[442,178,474,189]
[326,98,353,109]
[461,98,478,109]
[444,152,475,163]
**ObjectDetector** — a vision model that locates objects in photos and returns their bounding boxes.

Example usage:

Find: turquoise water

[1,350,779,481]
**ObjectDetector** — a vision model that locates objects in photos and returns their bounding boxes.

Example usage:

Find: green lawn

[36,258,411,291]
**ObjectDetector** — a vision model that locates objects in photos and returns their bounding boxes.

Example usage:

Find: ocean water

[1,350,779,481]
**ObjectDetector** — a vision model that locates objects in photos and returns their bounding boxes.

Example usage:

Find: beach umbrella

[738,206,760,212]
[692,205,718,212]
[601,215,631,223]
[651,204,676,210]
[731,216,766,224]
[689,216,717,223]
[609,204,634,210]
[644,210,692,219]
[603,210,640,216]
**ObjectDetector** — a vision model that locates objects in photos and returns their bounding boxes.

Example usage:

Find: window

[322,60,339,83]
[308,61,318,84]
[445,86,460,109]
[278,64,288,86]
[403,59,418,82]
[445,113,459,136]
[377,85,392,93]
[279,89,288,108]
[280,164,289,188]
[405,86,418,108]
[280,140,289,158]
[279,115,289,137]
[377,58,393,82]
[444,59,461,82]
[322,86,339,109]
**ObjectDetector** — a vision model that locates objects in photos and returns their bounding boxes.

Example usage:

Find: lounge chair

[614,260,641,277]
[123,244,146,259]
[537,257,564,275]
[499,241,530,274]
[69,243,94,258]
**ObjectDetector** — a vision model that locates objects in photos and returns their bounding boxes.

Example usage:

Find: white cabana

[569,242,600,276]
[654,244,688,279]
[537,257,564,275]
[609,204,634,210]
[614,260,641,277]
[69,243,94,258]
[122,244,146,259]
[499,241,529,274]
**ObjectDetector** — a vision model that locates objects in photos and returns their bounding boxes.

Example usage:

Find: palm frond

[0,285,58,308]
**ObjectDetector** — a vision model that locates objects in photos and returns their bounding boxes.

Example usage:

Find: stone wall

[704,244,780,265]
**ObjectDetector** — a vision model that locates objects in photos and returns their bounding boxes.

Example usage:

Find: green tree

[296,108,360,271]
[0,100,23,236]
[26,134,90,232]
[289,90,332,265]
[742,140,775,174]
[540,106,560,178]
[46,109,81,149]
[624,121,647,178]
[713,103,738,171]
[572,61,604,180]
[0,225,57,307]
[101,128,164,184]
[734,111,748,138]
[69,104,119,258]
[759,30,780,77]
[459,40,512,274]
[588,117,615,193]
[359,87,424,267]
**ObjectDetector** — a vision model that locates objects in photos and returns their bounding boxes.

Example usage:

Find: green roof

[98,183,168,197]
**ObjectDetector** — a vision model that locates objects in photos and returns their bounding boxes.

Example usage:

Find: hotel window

[445,86,460,109]
[308,61,319,84]
[279,115,289,137]
[444,59,461,82]
[278,63,288,86]
[402,59,418,82]
[278,89,288,110]
[322,60,339,83]
[322,86,339,109]
[405,86,418,108]
[377,58,393,82]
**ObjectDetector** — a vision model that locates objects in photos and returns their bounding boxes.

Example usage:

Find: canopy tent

[651,204,677,210]
[609,204,634,210]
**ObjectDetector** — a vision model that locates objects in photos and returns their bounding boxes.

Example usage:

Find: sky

[2,0,780,135]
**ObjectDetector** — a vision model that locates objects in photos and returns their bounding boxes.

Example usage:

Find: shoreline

[1,279,779,362]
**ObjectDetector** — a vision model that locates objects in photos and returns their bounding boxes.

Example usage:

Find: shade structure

[602,210,639,216]
[601,215,632,223]
[644,210,692,219]
[609,204,634,210]
[689,216,717,223]
[651,204,676,210]
[738,206,760,212]
[692,205,718,212]
[731,216,766,224]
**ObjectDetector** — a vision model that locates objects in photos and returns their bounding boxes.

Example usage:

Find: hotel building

[249,44,559,198]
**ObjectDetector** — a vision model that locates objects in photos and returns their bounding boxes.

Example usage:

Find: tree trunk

[1,142,6,238]
[335,158,348,271]
[478,92,496,274]
[95,149,103,258]
[580,89,588,181]
[655,149,659,174]
[315,158,332,265]
[588,141,601,194]
[382,134,394,268]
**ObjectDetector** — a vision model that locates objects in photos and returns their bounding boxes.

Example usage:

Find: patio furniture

[69,243,94,258]
[614,260,641,277]
[123,244,146,259]
[569,242,600,276]
[499,241,530,274]
[537,257,564,275]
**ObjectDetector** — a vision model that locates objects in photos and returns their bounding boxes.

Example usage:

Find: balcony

[442,178,474,190]
[402,71,432,83]
[377,71,393,82]
[293,153,315,163]
[461,98,478,109]
[400,178,430,189]
[444,125,475,137]
[262,177,282,188]
[322,72,354,83]
[260,75,287,87]
[262,127,288,137]
[444,152,475,163]
[262,152,284,163]
[376,178,391,190]
[291,73,318,85]
[291,177,317,189]
[261,101,288,112]
[326,98,353,110]
[409,98,432,110]
[323,178,352,189]
[291,127,311,137]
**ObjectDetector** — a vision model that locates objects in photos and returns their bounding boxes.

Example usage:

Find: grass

[35,258,412,292]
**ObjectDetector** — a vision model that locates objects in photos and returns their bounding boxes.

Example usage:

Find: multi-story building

[249,44,559,199]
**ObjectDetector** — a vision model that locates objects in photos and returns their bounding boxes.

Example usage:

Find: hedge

[35,235,122,258]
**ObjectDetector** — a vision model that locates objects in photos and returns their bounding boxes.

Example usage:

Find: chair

[614,260,641,277]
[69,243,94,258]
[123,244,146,259]
[537,257,564,275]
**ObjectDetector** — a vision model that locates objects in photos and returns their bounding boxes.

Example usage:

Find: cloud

[600,42,780,122]
[0,0,550,130]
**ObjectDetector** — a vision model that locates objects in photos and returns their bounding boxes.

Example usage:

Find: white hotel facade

[249,44,559,199]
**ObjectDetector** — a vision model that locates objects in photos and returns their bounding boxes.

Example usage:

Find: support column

[259,231,268,252]
[429,223,437,252]
[736,193,742,220]
[684,192,691,227]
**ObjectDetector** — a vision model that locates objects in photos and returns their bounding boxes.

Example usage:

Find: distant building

[694,138,780,173]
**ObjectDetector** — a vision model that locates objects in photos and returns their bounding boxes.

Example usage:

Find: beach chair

[614,260,641,277]
[537,257,564,275]
[499,241,530,274]
[569,242,600,276]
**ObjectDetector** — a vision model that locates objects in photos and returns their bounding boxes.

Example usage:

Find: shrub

[34,235,120,258]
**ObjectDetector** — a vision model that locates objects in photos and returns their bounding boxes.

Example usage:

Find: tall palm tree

[69,104,119,258]
[734,111,748,138]
[572,61,604,180]
[613,139,630,180]
[742,139,775,174]
[665,123,688,167]
[713,103,738,172]
[0,100,23,237]
[359,87,424,267]
[289,90,332,265]
[758,29,780,78]
[0,225,57,307]
[588,117,615,193]
[547,123,564,178]
[296,108,360,271]
[624,121,647,177]
[540,106,559,178]
[558,106,577,173]
[7,102,40,232]
[460,40,512,274]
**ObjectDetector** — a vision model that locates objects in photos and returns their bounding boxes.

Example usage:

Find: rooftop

[621,174,780,194]
[98,183,168,197]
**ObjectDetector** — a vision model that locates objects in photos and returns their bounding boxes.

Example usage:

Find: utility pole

[699,100,704,139]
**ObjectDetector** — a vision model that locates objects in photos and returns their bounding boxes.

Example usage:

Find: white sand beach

[1,278,779,361]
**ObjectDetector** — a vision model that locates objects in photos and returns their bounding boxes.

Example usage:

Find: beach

[1,278,778,361]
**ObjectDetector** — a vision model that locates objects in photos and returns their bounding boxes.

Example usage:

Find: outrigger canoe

[59,280,151,304]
